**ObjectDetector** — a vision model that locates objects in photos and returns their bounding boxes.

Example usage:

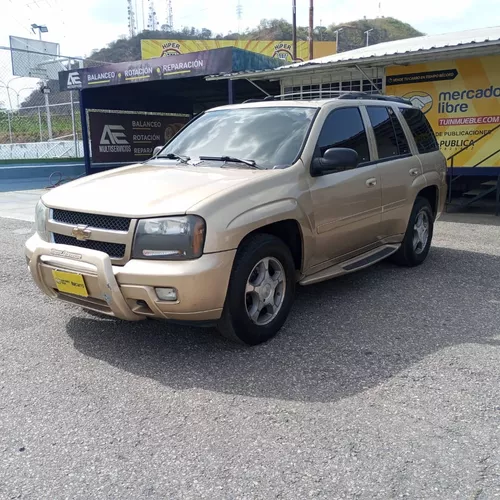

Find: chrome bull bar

[28,241,143,321]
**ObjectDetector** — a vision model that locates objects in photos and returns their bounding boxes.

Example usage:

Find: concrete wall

[0,160,86,192]
[0,141,84,160]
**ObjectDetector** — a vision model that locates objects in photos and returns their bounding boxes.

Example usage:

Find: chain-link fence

[0,45,106,160]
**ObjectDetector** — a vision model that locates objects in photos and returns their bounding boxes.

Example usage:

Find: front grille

[52,209,131,232]
[53,234,126,259]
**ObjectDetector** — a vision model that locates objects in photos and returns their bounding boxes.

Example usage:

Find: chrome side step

[299,244,400,286]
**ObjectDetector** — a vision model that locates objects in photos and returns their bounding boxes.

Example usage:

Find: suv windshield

[159,106,317,169]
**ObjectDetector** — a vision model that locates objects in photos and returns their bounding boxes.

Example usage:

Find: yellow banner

[387,55,500,168]
[141,39,336,63]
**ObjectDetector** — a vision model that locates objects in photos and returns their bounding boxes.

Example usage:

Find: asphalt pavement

[0,214,499,499]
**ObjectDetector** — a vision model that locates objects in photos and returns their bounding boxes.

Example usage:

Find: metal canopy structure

[206,26,500,82]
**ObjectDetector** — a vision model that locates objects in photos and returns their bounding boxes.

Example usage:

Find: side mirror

[152,145,163,158]
[311,148,359,177]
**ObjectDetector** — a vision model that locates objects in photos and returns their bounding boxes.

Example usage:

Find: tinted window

[367,106,411,158]
[367,106,399,159]
[161,106,317,169]
[316,107,370,163]
[389,109,410,155]
[399,107,439,154]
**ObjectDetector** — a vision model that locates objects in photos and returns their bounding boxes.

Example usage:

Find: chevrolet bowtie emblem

[72,225,92,241]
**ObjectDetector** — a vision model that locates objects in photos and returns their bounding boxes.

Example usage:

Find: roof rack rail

[243,90,413,106]
[337,92,412,105]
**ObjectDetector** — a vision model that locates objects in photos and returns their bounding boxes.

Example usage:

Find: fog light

[155,287,178,301]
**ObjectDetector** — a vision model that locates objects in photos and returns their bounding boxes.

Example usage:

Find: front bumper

[25,233,235,322]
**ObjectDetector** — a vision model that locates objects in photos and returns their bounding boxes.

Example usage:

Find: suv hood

[42,162,267,217]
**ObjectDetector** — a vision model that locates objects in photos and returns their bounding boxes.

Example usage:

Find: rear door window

[367,106,411,159]
[315,107,370,163]
[399,107,439,154]
[388,108,411,155]
[366,106,398,159]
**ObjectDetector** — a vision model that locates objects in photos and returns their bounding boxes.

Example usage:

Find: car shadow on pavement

[66,246,500,403]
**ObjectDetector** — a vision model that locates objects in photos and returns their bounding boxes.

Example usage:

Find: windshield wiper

[157,153,191,163]
[198,156,262,169]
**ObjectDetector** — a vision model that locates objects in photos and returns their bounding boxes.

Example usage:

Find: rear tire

[391,196,434,267]
[217,234,296,346]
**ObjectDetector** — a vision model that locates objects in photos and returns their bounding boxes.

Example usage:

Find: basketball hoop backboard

[9,35,62,80]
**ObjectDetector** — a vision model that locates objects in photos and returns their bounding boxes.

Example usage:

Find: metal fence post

[7,110,13,143]
[44,92,53,140]
[38,106,43,141]
[70,91,78,156]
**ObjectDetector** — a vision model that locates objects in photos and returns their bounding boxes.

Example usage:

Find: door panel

[365,105,420,239]
[309,164,382,267]
[378,156,422,237]
[307,107,382,268]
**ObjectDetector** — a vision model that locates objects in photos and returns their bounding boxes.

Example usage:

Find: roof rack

[337,92,412,105]
[243,90,412,106]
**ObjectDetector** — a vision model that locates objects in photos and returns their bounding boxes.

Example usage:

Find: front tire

[391,196,434,267]
[217,234,296,346]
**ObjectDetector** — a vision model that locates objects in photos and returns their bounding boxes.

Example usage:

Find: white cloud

[0,0,126,57]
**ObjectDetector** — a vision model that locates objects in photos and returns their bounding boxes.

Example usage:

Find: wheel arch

[417,184,439,218]
[239,219,304,272]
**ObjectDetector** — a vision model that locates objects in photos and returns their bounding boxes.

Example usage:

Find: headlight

[35,200,50,242]
[132,215,206,260]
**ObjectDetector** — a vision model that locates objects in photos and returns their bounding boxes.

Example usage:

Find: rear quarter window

[399,107,439,154]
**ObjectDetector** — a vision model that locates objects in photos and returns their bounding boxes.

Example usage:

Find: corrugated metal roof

[208,25,500,80]
[282,25,500,69]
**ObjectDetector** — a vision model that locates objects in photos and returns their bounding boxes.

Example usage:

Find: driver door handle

[366,178,377,187]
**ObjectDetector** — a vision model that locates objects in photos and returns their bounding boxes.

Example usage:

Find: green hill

[89,17,424,63]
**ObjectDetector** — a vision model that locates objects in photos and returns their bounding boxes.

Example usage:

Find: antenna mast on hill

[127,0,137,37]
[148,0,159,30]
[236,0,243,34]
[167,0,174,30]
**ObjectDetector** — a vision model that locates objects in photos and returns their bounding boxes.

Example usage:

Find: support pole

[7,111,12,144]
[70,91,78,157]
[292,0,297,61]
[228,79,234,104]
[38,107,43,141]
[246,78,271,97]
[44,92,53,140]
[79,90,91,176]
[308,0,314,60]
[496,174,500,217]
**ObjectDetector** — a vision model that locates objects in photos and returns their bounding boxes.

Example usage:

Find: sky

[0,0,498,107]
[1,0,499,58]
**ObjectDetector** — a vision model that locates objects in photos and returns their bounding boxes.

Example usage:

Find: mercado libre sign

[387,55,500,168]
[59,48,234,91]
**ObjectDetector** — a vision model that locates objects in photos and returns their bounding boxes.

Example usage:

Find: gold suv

[25,93,447,345]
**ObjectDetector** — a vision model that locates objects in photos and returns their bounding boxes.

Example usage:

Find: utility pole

[292,0,297,61]
[365,28,374,46]
[334,28,343,52]
[308,0,314,60]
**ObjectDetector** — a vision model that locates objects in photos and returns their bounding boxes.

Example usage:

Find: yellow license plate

[52,270,89,297]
